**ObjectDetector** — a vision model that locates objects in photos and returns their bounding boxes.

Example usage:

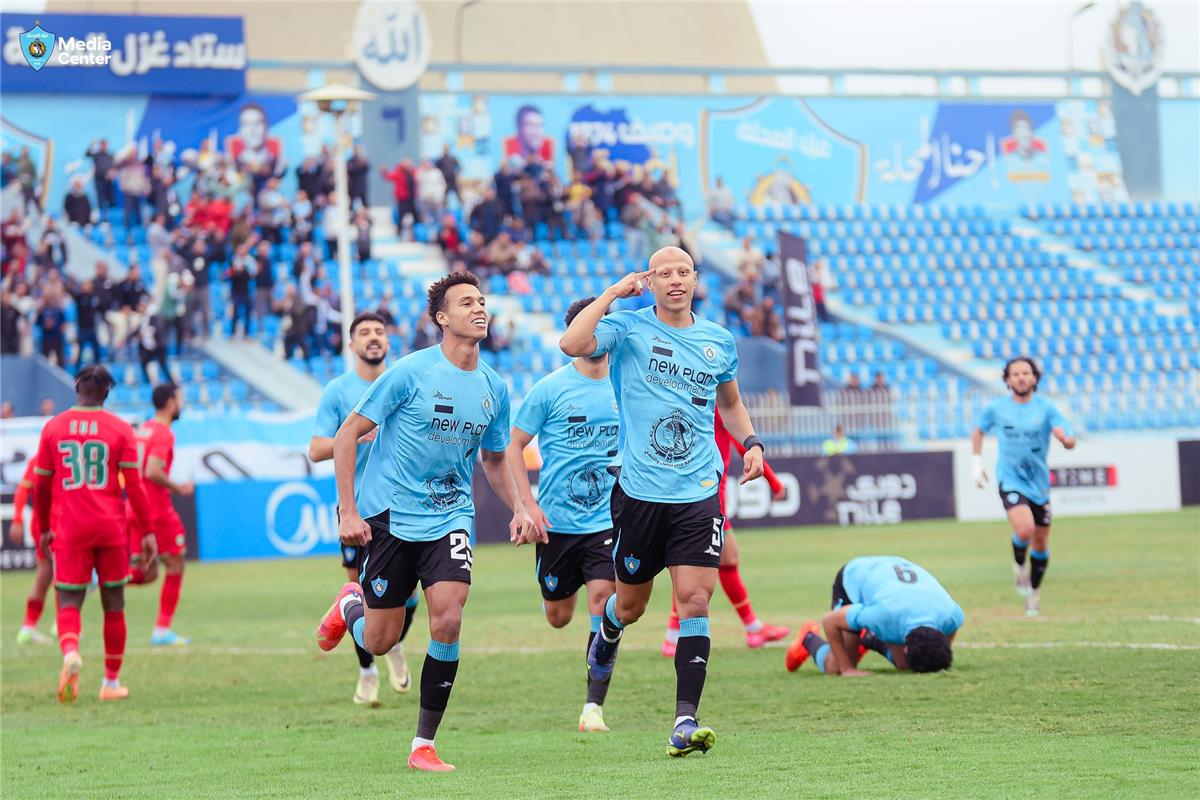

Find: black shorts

[358,510,472,609]
[610,483,723,585]
[832,565,852,610]
[340,543,360,570]
[535,529,615,601]
[999,487,1052,527]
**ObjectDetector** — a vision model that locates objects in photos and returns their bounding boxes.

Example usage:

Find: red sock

[129,566,146,585]
[157,572,183,629]
[23,597,44,628]
[57,605,81,656]
[103,611,127,681]
[668,597,680,630]
[719,563,758,627]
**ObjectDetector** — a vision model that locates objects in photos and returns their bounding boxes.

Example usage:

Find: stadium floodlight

[297,83,377,369]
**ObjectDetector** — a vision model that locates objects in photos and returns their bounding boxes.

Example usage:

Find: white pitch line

[1147,615,1200,624]
[957,641,1200,651]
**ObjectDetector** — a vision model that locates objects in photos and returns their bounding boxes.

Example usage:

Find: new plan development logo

[18,21,54,70]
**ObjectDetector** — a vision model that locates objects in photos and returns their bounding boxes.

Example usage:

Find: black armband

[742,434,764,454]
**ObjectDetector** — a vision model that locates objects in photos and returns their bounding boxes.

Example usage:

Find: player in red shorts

[126,384,194,646]
[662,409,790,655]
[34,365,157,703]
[11,451,55,645]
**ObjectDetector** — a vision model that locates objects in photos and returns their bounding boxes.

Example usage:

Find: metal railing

[744,389,900,455]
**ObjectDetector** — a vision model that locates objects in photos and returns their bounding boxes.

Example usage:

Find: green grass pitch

[3,510,1198,799]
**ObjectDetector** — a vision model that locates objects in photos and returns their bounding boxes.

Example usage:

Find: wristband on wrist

[742,434,765,454]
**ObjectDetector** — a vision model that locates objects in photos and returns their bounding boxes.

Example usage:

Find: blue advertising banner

[196,477,345,562]
[1,13,245,96]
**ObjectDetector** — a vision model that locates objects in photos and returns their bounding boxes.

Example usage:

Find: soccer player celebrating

[315,272,537,772]
[11,449,54,645]
[972,357,1076,616]
[560,246,764,758]
[310,311,416,707]
[506,297,620,734]
[125,383,195,646]
[662,408,789,656]
[785,555,963,675]
[34,365,157,702]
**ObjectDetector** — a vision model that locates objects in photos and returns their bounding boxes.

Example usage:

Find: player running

[310,311,416,707]
[785,555,963,675]
[125,383,195,646]
[34,365,157,702]
[506,297,620,734]
[662,409,789,656]
[11,448,55,645]
[972,357,1076,617]
[315,272,537,772]
[560,246,765,758]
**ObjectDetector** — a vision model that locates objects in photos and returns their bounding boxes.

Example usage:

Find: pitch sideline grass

[2,511,1198,799]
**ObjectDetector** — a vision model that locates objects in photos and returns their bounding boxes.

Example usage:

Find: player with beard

[560,246,764,758]
[316,272,537,772]
[310,311,416,707]
[972,357,1076,616]
[126,384,195,647]
[506,297,620,734]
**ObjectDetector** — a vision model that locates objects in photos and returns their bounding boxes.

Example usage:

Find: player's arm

[144,455,193,496]
[9,473,32,544]
[309,427,378,463]
[732,436,784,497]
[1052,427,1077,449]
[970,426,990,487]
[820,606,872,677]
[121,466,158,566]
[33,432,55,549]
[332,411,376,546]
[505,427,550,535]
[480,448,541,546]
[715,379,763,485]
[559,271,649,357]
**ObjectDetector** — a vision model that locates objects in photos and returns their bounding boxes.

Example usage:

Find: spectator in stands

[90,260,117,346]
[313,284,341,355]
[35,286,66,367]
[63,178,93,228]
[760,250,781,299]
[69,278,102,367]
[1,288,21,355]
[485,231,519,274]
[354,208,373,263]
[291,189,315,244]
[481,314,514,353]
[147,213,172,257]
[38,219,68,271]
[411,312,440,351]
[297,156,325,206]
[621,195,649,262]
[463,230,489,276]
[2,210,26,263]
[518,173,547,233]
[149,164,180,225]
[0,401,12,419]
[185,236,213,341]
[160,271,187,355]
[846,374,863,393]
[375,290,397,333]
[293,240,320,285]
[648,167,680,218]
[568,131,592,176]
[226,243,255,338]
[469,188,505,243]
[321,197,347,262]
[116,146,150,242]
[749,296,784,343]
[870,371,890,396]
[16,146,40,213]
[493,161,517,217]
[381,159,417,236]
[86,139,117,213]
[707,176,735,229]
[258,177,288,245]
[137,306,171,384]
[112,263,147,357]
[723,278,757,331]
[436,144,461,206]
[417,159,447,225]
[812,258,831,323]
[822,424,857,455]
[347,145,370,209]
[39,398,55,416]
[737,236,763,280]
[253,240,275,328]
[278,284,312,362]
[436,214,461,257]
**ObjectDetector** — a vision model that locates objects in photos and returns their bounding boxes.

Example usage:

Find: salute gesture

[607,269,653,300]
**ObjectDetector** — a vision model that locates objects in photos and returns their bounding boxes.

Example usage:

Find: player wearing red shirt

[11,452,54,645]
[127,384,194,646]
[662,410,791,655]
[34,366,157,703]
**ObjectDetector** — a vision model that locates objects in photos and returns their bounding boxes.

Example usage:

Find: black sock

[600,613,624,643]
[860,631,889,657]
[803,630,828,658]
[1030,551,1049,589]
[674,618,710,721]
[416,642,460,741]
[1012,534,1028,567]
[585,631,611,705]
[354,643,374,669]
[344,596,367,651]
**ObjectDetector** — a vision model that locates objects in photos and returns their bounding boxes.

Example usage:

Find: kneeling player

[786,556,963,675]
[507,297,620,733]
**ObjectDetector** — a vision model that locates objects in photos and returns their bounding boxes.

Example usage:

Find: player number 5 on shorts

[711,518,723,549]
[449,532,474,568]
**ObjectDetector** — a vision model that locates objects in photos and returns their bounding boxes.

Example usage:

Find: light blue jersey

[842,556,964,645]
[978,394,1073,505]
[353,345,511,542]
[591,306,738,504]
[314,371,375,491]
[514,363,619,534]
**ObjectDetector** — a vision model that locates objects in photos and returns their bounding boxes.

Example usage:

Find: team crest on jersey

[482,396,492,411]
[424,472,464,511]
[567,466,606,509]
[624,556,640,575]
[648,411,696,465]
[342,545,357,562]
[371,578,389,597]
[1007,492,1020,504]
[703,345,716,361]
[543,574,559,592]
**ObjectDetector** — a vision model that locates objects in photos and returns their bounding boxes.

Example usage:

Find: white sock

[664,628,679,644]
[19,625,35,634]
[360,665,378,677]
[102,678,120,689]
[411,737,435,752]
[582,702,601,715]
[744,619,764,634]
[153,626,170,637]
[674,715,696,728]
[338,593,358,619]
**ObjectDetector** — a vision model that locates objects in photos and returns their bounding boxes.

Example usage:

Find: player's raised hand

[8,518,23,545]
[339,513,371,546]
[606,270,652,300]
[740,446,764,485]
[141,532,158,567]
[971,455,988,488]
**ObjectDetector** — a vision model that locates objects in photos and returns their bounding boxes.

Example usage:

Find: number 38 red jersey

[35,407,143,548]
